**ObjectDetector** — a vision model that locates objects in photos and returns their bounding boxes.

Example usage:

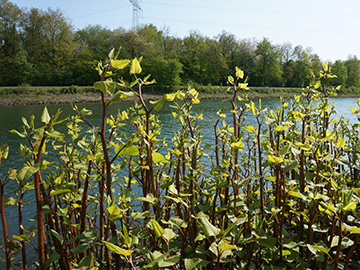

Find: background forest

[1,0,360,90]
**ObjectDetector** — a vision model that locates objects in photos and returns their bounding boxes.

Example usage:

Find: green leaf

[93,79,116,95]
[70,244,88,254]
[10,129,26,138]
[45,131,64,140]
[258,236,277,248]
[228,75,234,85]
[0,144,9,160]
[284,160,298,172]
[158,255,180,268]
[50,189,71,196]
[138,194,157,205]
[307,244,330,255]
[80,229,97,243]
[336,138,346,148]
[41,107,50,124]
[152,219,165,238]
[111,59,130,69]
[108,205,122,220]
[144,251,168,269]
[249,101,259,115]
[345,226,360,234]
[165,92,177,101]
[17,164,40,181]
[51,229,63,242]
[275,125,288,132]
[342,201,356,212]
[108,90,136,106]
[130,58,142,74]
[295,142,311,151]
[288,190,306,200]
[46,251,61,268]
[185,258,210,270]
[267,155,283,164]
[108,48,115,59]
[115,144,139,157]
[4,195,17,208]
[104,241,133,256]
[235,67,244,79]
[150,96,166,111]
[78,254,94,267]
[152,152,168,164]
[199,217,220,237]
[231,140,244,150]
[219,243,237,251]
[163,228,178,241]
[322,62,328,72]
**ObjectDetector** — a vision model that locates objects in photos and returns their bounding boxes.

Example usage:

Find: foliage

[1,48,360,270]
[2,1,360,90]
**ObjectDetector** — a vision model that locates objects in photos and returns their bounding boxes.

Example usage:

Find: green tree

[255,38,283,86]
[0,0,29,85]
[22,7,80,85]
[290,45,313,87]
[112,28,149,59]
[180,31,206,84]
[309,52,322,78]
[0,0,21,57]
[329,60,348,88]
[158,26,182,60]
[73,25,113,85]
[76,25,113,59]
[200,38,227,85]
[142,56,182,87]
[345,55,360,87]
[137,24,163,59]
[216,31,238,82]
[232,39,256,83]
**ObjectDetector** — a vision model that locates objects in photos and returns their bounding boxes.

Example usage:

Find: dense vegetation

[1,0,360,90]
[1,48,360,269]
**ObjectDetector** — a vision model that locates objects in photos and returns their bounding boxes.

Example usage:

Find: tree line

[1,0,360,89]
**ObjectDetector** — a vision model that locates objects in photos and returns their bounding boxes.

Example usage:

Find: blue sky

[13,0,360,62]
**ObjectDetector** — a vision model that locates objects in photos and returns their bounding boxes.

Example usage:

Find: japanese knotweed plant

[3,50,360,270]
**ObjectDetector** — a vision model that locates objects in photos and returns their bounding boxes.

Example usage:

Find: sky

[12,0,360,62]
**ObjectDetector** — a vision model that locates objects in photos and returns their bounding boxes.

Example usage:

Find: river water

[0,96,358,266]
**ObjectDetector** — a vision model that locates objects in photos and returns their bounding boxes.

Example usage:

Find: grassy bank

[1,85,360,106]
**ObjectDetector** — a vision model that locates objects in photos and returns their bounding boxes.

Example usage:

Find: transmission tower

[129,0,142,29]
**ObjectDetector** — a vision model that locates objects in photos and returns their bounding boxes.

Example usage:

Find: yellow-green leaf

[219,243,237,251]
[228,75,234,85]
[152,152,168,164]
[111,59,130,69]
[152,219,165,238]
[104,241,133,256]
[165,92,177,101]
[322,62,328,72]
[343,201,356,212]
[295,142,311,151]
[288,190,306,200]
[267,155,283,164]
[275,125,288,132]
[235,67,244,79]
[231,140,244,150]
[130,58,142,74]
[336,138,346,148]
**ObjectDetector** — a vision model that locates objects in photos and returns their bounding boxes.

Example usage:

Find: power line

[73,5,130,19]
[144,16,353,36]
[143,1,358,18]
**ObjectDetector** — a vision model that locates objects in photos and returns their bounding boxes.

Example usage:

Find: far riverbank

[1,85,359,106]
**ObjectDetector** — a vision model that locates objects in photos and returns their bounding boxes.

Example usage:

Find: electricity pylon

[129,0,142,29]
